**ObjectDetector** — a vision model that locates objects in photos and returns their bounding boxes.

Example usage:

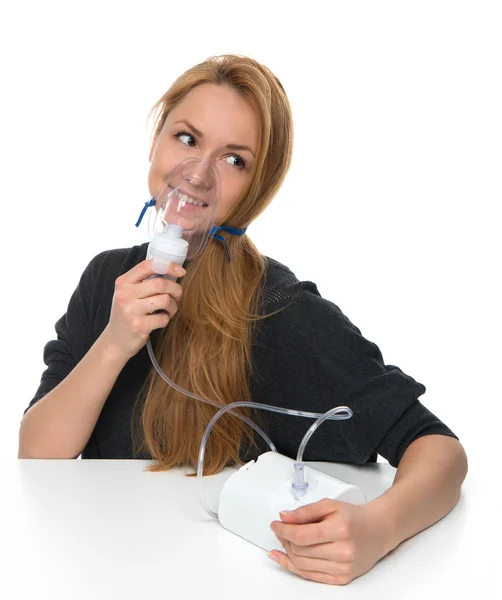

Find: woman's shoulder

[86,242,149,282]
[76,242,149,326]
[261,256,364,341]
[262,256,323,311]
[263,256,299,287]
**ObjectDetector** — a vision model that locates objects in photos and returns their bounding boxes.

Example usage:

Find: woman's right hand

[103,259,185,361]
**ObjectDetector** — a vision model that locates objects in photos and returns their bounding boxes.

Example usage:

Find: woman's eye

[225,155,246,169]
[177,132,196,147]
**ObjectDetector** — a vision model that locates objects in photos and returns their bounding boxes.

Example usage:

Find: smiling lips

[172,188,208,209]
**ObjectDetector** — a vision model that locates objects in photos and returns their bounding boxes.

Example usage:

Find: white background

[0,0,500,472]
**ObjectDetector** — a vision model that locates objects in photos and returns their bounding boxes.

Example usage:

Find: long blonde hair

[132,55,294,475]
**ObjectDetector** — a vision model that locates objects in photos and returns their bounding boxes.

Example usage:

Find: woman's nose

[182,158,218,194]
[187,171,211,192]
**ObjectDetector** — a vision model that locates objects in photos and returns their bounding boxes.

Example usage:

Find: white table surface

[0,458,495,599]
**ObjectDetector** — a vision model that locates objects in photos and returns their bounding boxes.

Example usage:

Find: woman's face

[148,83,259,226]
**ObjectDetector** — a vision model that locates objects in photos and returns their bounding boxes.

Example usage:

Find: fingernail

[280,510,294,516]
[174,264,185,274]
[268,552,280,563]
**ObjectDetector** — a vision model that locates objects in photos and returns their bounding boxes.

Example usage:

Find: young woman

[18,54,468,586]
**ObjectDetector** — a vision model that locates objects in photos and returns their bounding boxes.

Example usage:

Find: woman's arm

[366,433,468,554]
[19,258,184,460]
[18,328,129,459]
[269,434,468,585]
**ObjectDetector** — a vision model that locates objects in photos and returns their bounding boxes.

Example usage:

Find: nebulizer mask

[136,158,365,552]
[141,156,222,275]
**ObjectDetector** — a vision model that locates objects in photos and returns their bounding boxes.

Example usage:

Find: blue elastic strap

[210,225,247,262]
[135,197,156,228]
[135,198,245,262]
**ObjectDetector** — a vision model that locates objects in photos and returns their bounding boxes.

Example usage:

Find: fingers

[278,499,340,525]
[271,520,334,546]
[146,311,172,332]
[286,540,355,563]
[271,534,353,584]
[136,274,183,304]
[268,550,353,586]
[119,259,185,285]
[107,259,185,359]
[271,547,332,572]
[139,293,178,319]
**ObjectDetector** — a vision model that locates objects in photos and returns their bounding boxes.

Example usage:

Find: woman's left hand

[269,498,392,586]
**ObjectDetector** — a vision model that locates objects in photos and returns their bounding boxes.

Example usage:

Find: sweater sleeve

[250,281,458,468]
[23,252,103,415]
[375,399,458,466]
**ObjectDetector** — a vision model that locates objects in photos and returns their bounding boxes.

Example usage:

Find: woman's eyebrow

[174,119,203,137]
[174,119,256,158]
[226,143,255,158]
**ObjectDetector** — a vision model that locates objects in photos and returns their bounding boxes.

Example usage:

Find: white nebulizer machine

[139,158,366,553]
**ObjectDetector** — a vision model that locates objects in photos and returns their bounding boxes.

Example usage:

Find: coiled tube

[291,405,353,500]
[146,337,277,453]
[196,401,352,518]
[146,337,353,519]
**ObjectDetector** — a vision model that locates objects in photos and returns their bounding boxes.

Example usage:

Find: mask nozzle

[165,223,184,239]
[291,462,309,499]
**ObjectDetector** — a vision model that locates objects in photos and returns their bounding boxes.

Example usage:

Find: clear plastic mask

[148,157,221,260]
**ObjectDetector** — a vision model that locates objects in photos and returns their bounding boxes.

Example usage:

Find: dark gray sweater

[24,242,458,467]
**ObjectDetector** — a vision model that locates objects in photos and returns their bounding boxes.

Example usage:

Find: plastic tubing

[146,338,277,453]
[296,406,349,463]
[292,405,352,500]
[196,402,352,518]
[146,337,353,519]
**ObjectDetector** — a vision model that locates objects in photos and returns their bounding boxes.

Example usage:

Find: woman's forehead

[166,84,258,148]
